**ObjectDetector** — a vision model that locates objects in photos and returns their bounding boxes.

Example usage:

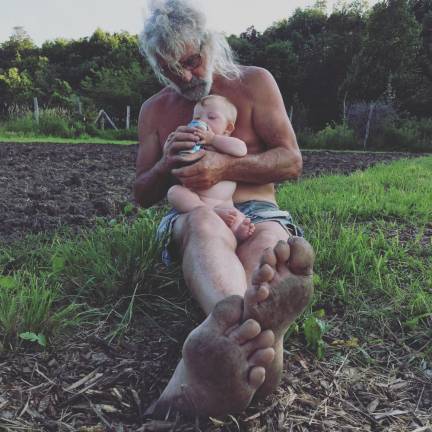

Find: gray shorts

[156,200,304,265]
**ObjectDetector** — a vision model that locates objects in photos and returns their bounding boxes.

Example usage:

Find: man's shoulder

[234,66,278,102]
[138,87,182,128]
[239,65,274,84]
[141,87,177,113]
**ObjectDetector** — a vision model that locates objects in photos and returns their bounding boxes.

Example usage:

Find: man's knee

[167,184,181,201]
[181,206,236,248]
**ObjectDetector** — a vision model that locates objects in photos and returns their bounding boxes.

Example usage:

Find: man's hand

[161,125,205,171]
[171,151,233,190]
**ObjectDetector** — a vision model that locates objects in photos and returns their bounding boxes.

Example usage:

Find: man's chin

[171,82,212,101]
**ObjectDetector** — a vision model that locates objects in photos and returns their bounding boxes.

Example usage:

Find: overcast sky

[1,0,377,46]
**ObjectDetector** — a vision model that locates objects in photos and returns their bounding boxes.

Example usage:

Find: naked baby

[167,95,255,241]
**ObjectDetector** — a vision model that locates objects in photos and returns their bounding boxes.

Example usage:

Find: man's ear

[224,122,235,135]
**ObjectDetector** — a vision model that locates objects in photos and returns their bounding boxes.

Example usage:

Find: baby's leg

[167,185,206,213]
[214,206,255,243]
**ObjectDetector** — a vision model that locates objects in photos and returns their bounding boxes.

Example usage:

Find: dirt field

[0,142,423,243]
[1,143,430,431]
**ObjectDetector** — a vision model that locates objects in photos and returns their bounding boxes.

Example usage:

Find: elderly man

[135,0,315,418]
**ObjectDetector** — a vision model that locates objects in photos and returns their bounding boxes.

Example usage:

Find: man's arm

[229,68,302,181]
[134,101,171,208]
[134,98,205,208]
[172,68,302,190]
[211,135,247,157]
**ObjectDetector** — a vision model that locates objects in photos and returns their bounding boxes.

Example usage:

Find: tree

[0,27,37,70]
[80,62,160,123]
[0,68,34,113]
[343,0,421,105]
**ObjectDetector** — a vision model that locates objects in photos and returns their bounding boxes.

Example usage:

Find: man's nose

[180,69,193,82]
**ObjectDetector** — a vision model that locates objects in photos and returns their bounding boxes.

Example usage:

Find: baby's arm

[194,129,247,157]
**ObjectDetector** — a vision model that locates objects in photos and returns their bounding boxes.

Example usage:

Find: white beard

[171,76,213,101]
[170,59,214,101]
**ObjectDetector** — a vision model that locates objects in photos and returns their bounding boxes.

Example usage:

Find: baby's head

[192,95,237,136]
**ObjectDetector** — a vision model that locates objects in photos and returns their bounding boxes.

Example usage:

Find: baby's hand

[194,127,215,145]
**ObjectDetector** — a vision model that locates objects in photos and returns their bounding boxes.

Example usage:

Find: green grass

[0,133,136,145]
[0,157,431,353]
[279,156,432,332]
[0,271,81,349]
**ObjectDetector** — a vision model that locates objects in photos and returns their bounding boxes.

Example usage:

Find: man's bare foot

[234,218,255,242]
[148,295,275,418]
[243,237,315,397]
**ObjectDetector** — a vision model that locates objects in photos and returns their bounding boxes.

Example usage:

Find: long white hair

[139,0,241,85]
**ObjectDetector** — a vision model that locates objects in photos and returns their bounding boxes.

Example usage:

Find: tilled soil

[0,143,430,431]
[0,142,424,243]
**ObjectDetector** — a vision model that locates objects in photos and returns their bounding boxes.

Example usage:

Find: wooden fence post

[126,105,130,130]
[363,102,375,151]
[33,97,39,124]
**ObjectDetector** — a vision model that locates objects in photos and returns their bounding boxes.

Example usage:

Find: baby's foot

[234,218,255,242]
[214,207,238,227]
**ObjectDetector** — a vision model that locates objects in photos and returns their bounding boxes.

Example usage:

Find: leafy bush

[370,118,432,152]
[1,113,38,134]
[299,124,358,150]
[39,110,72,137]
[299,117,432,152]
[0,108,138,141]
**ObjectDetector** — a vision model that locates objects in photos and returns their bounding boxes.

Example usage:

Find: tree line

[0,0,431,131]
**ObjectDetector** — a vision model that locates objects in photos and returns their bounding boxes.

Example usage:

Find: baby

[167,95,255,242]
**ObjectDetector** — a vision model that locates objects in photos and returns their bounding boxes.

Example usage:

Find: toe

[255,284,269,303]
[249,347,275,367]
[274,240,291,263]
[244,329,275,356]
[288,237,315,275]
[212,295,244,327]
[228,319,261,344]
[248,366,266,389]
[260,247,277,268]
[252,263,274,285]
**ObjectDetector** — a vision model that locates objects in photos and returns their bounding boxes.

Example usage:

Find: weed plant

[0,271,80,348]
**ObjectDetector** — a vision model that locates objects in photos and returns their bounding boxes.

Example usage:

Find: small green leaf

[122,203,134,215]
[303,315,326,359]
[19,332,47,347]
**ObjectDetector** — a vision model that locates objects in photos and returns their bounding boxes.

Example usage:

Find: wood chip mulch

[1,318,431,432]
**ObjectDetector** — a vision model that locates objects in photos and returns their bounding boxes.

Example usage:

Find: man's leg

[236,222,314,397]
[150,207,276,417]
